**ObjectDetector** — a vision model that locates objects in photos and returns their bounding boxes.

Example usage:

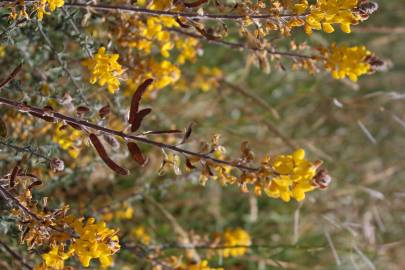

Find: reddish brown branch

[0,96,259,172]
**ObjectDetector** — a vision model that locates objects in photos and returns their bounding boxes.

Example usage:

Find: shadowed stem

[221,80,299,151]
[0,140,50,161]
[0,182,78,238]
[0,240,33,270]
[170,28,317,59]
[0,96,259,172]
[63,2,305,21]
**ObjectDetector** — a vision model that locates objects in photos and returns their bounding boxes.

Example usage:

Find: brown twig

[0,140,50,161]
[144,195,201,262]
[169,28,317,59]
[0,240,33,270]
[0,95,259,172]
[0,64,22,90]
[37,22,88,104]
[221,81,298,150]
[0,184,42,222]
[62,2,304,21]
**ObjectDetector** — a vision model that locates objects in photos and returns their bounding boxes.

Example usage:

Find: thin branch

[121,243,175,270]
[144,195,201,262]
[0,240,33,270]
[37,22,88,104]
[0,64,22,90]
[0,96,259,172]
[124,242,326,252]
[61,7,93,58]
[170,28,317,59]
[221,80,298,151]
[0,140,50,161]
[0,184,42,222]
[62,2,304,21]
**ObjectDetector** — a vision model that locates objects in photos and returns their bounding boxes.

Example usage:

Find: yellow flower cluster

[52,124,82,158]
[185,260,224,270]
[264,149,317,202]
[82,47,124,93]
[324,44,371,81]
[175,66,223,92]
[299,0,360,34]
[126,59,181,95]
[37,0,64,21]
[102,204,134,221]
[132,225,152,245]
[68,217,121,268]
[36,246,72,270]
[36,217,120,269]
[220,228,251,258]
[118,16,198,63]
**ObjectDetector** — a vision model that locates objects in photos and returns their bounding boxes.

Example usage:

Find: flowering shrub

[0,0,400,269]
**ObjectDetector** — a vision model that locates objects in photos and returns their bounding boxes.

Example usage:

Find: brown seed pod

[89,133,128,175]
[129,78,154,125]
[127,142,147,166]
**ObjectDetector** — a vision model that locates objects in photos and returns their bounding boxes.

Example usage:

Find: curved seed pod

[9,165,19,187]
[67,121,83,131]
[129,78,154,125]
[98,104,110,118]
[89,133,128,175]
[179,122,194,145]
[0,118,7,138]
[131,108,152,132]
[127,142,147,166]
[183,0,208,8]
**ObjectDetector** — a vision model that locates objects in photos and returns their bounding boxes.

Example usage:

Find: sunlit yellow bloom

[305,0,359,34]
[36,0,64,21]
[67,217,120,268]
[82,47,124,93]
[41,246,71,270]
[221,228,251,258]
[324,44,371,81]
[264,149,317,202]
[294,0,309,14]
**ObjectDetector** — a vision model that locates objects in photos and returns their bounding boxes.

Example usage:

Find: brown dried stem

[62,2,304,21]
[169,28,317,59]
[220,80,298,151]
[0,96,259,172]
[0,239,33,270]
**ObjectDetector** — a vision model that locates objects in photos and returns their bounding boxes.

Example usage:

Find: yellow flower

[132,226,151,245]
[0,45,5,58]
[324,44,371,81]
[305,0,359,34]
[36,0,64,21]
[115,205,134,220]
[41,246,71,270]
[67,217,120,268]
[294,0,309,14]
[82,47,124,93]
[264,149,317,202]
[221,228,251,258]
[52,124,82,158]
[186,260,223,270]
